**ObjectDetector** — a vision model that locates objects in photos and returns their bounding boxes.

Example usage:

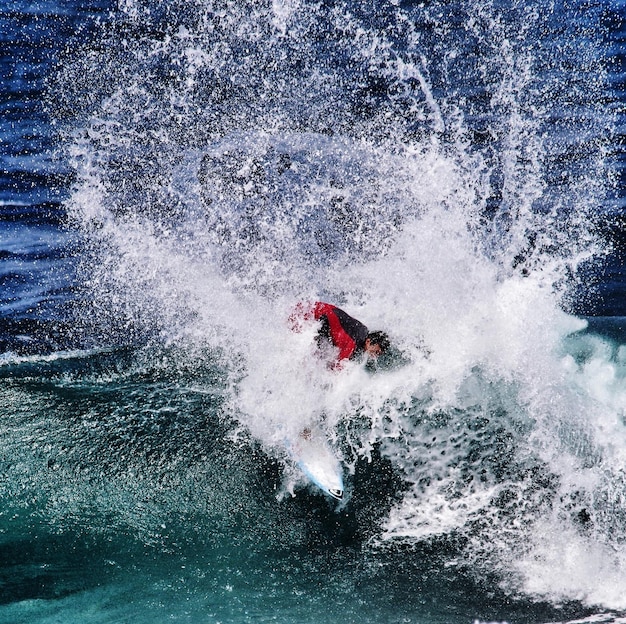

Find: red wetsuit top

[295,302,369,363]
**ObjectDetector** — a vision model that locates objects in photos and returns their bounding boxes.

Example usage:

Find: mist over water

[4,0,623,619]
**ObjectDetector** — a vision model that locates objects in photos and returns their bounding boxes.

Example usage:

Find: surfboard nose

[329,488,343,500]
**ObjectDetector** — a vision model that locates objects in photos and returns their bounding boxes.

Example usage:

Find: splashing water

[43,0,626,612]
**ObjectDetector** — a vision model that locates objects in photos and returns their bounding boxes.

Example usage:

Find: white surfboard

[287,427,344,500]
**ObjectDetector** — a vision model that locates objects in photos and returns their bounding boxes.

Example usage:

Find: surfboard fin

[328,488,343,500]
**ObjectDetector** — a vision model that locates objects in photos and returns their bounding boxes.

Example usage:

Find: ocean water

[1,0,626,622]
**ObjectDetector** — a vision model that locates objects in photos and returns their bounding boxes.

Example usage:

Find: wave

[44,0,626,611]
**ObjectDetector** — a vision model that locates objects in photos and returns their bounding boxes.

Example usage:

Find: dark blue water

[1,1,626,622]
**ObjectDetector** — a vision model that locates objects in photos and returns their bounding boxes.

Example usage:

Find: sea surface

[1,0,626,622]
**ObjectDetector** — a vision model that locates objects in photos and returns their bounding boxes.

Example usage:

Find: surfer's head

[364,331,390,358]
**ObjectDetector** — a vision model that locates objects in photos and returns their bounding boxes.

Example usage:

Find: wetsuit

[311,302,369,363]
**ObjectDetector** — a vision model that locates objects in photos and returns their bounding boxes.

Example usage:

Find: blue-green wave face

[2,0,625,621]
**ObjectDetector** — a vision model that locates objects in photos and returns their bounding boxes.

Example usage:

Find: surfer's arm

[313,302,356,363]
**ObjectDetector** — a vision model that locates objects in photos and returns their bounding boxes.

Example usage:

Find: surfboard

[287,427,344,500]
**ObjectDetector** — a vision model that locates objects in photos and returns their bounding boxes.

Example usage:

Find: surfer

[290,301,390,368]
[288,301,388,500]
